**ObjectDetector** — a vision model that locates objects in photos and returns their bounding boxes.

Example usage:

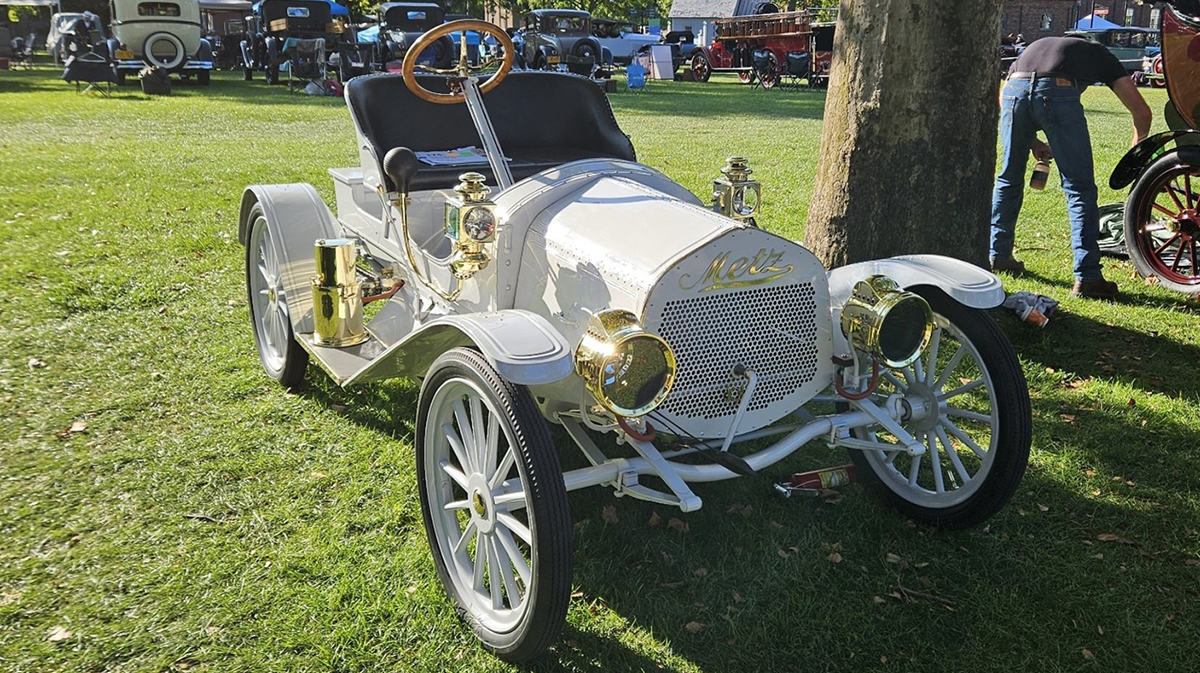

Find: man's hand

[1030,139,1054,162]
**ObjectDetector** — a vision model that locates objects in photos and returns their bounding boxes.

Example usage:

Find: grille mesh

[655,283,819,420]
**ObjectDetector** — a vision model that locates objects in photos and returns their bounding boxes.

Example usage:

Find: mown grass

[0,66,1198,673]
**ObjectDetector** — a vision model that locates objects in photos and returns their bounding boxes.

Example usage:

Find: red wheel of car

[1152,55,1166,88]
[1125,151,1200,294]
[761,52,779,89]
[737,69,754,84]
[690,52,710,82]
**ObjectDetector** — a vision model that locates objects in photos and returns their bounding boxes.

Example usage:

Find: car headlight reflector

[840,275,933,369]
[575,309,676,417]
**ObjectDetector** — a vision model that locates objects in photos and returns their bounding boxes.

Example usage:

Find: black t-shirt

[1007,36,1128,85]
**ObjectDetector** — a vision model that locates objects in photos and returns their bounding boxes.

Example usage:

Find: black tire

[197,69,210,85]
[416,348,571,662]
[690,52,711,82]
[244,203,308,388]
[847,287,1031,529]
[1124,148,1200,295]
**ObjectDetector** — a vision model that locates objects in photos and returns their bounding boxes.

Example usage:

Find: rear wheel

[760,52,779,89]
[245,203,308,388]
[690,52,710,82]
[737,68,754,84]
[847,288,1031,529]
[1124,149,1200,294]
[417,348,571,662]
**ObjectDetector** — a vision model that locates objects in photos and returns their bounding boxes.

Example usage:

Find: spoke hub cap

[467,473,496,534]
[904,381,942,434]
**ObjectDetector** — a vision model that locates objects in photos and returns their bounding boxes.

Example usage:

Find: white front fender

[828,254,1005,310]
[345,310,573,387]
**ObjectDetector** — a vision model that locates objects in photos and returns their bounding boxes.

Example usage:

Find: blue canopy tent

[251,0,349,17]
[1074,15,1124,31]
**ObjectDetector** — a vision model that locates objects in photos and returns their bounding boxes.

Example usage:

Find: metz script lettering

[679,248,794,293]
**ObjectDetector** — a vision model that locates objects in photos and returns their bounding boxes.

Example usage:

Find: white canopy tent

[198,0,252,10]
[2,0,62,8]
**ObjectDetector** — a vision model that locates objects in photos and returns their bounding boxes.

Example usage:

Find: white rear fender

[239,184,341,334]
[828,254,1005,310]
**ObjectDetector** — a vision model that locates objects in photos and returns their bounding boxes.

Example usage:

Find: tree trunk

[804,0,1003,268]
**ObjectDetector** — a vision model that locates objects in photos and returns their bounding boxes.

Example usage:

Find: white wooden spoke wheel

[850,289,1031,529]
[245,204,308,387]
[416,348,571,662]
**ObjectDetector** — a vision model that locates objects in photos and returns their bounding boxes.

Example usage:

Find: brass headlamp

[574,309,677,417]
[444,172,497,279]
[840,276,934,369]
[712,156,761,225]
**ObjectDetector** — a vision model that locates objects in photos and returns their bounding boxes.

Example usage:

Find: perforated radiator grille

[654,283,820,420]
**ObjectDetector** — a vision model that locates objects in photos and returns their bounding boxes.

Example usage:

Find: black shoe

[990,257,1026,275]
[1071,279,1120,299]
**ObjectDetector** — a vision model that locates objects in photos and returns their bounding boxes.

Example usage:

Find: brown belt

[1008,71,1077,86]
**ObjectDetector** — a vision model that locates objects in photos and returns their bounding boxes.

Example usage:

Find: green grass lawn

[1,66,1198,673]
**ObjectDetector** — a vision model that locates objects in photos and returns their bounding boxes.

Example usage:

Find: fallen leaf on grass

[0,592,18,606]
[1038,503,1049,512]
[726,503,753,517]
[914,562,930,569]
[693,567,708,578]
[777,548,791,558]
[732,591,744,604]
[405,586,418,595]
[1060,414,1077,425]
[885,553,904,565]
[827,552,843,564]
[880,655,888,664]
[684,621,707,634]
[46,626,71,642]
[570,590,584,599]
[1082,648,1095,661]
[661,552,676,566]
[648,511,661,527]
[601,505,618,525]
[1084,469,1097,477]
[28,357,47,369]
[667,517,689,533]
[1097,625,1104,636]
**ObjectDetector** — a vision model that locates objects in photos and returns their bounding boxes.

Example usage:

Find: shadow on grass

[612,78,828,121]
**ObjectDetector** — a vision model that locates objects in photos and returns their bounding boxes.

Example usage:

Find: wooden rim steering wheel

[401,20,515,105]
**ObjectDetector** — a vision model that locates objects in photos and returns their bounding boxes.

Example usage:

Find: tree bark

[804,0,1003,268]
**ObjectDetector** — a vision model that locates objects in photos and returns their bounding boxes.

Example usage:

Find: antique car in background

[590,16,658,64]
[239,19,1031,662]
[1110,0,1200,294]
[690,7,835,87]
[1066,24,1159,74]
[515,8,604,76]
[106,0,214,85]
[372,2,452,69]
[240,0,349,83]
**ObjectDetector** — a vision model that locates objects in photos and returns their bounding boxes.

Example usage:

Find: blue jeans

[990,78,1103,281]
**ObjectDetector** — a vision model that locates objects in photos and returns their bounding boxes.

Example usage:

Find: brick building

[1002,1,1166,41]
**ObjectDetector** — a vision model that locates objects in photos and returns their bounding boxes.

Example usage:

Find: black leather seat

[346,71,636,192]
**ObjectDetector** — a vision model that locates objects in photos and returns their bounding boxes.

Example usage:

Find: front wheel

[245,203,308,387]
[416,348,572,662]
[847,288,1031,529]
[1124,148,1200,294]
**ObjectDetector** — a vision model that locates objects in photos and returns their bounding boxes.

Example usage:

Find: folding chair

[286,38,326,93]
[337,44,373,82]
[10,33,35,69]
[63,51,117,96]
[626,59,646,93]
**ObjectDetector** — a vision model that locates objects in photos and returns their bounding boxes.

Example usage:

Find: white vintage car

[107,0,213,84]
[239,21,1031,662]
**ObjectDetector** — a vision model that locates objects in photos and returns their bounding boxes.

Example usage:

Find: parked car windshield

[138,2,181,16]
[545,16,587,34]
